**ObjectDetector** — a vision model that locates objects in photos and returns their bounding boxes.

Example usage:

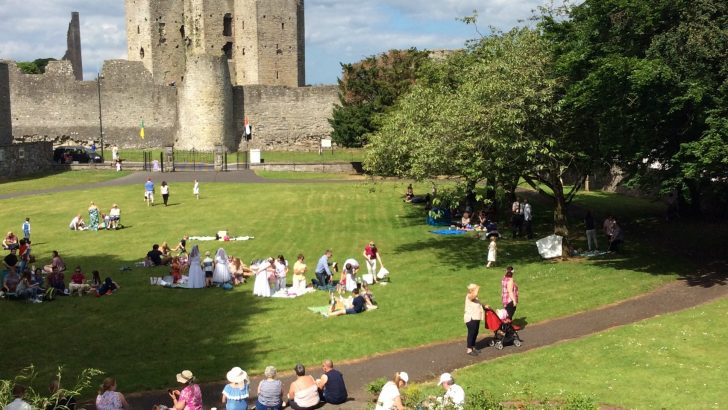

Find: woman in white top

[343,258,360,292]
[375,371,408,410]
[212,248,232,284]
[287,364,320,410]
[160,181,170,206]
[253,258,273,297]
[186,245,205,289]
[464,283,488,356]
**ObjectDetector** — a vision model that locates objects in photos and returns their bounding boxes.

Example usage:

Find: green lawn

[0,170,131,194]
[254,170,365,180]
[413,296,728,409]
[0,179,690,394]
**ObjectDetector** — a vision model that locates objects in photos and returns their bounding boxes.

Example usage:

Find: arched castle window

[140,47,145,58]
[223,13,233,36]
[281,22,285,30]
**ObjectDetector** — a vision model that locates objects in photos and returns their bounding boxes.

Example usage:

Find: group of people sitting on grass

[69,203,122,231]
[2,249,120,302]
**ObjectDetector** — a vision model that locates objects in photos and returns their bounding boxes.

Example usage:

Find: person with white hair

[256,366,283,410]
[436,373,465,409]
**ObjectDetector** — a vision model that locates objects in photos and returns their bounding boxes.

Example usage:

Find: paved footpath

[124,272,727,410]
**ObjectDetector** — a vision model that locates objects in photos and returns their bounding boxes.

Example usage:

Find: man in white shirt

[436,373,465,409]
[523,198,533,239]
[5,384,32,410]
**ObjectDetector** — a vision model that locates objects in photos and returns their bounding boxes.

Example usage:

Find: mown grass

[0,170,131,195]
[254,170,365,180]
[0,179,687,395]
[413,297,728,409]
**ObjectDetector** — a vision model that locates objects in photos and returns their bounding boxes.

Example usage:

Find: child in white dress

[486,236,497,268]
[193,180,200,199]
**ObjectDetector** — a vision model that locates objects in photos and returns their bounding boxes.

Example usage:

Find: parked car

[53,146,103,164]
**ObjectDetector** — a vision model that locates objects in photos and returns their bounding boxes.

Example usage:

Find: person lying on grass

[328,288,367,317]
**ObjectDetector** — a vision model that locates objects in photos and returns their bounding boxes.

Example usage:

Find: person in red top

[69,266,90,296]
[362,241,384,283]
[170,257,182,284]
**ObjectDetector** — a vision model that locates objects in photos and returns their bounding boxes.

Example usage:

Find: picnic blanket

[188,235,254,241]
[151,275,189,288]
[308,306,331,317]
[536,234,563,259]
[430,229,467,235]
[577,250,610,257]
[271,287,316,299]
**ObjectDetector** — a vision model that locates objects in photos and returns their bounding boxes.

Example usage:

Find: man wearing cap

[436,373,465,409]
[316,359,348,405]
[362,241,383,283]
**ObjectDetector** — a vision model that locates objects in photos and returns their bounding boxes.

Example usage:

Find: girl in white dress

[193,180,200,199]
[486,236,497,268]
[253,258,273,297]
[186,245,205,289]
[212,248,232,284]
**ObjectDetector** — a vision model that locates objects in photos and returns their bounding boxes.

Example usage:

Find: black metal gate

[142,148,247,171]
[173,149,216,171]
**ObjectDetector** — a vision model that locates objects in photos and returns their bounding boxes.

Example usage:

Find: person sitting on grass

[256,366,283,410]
[96,276,120,297]
[69,214,86,231]
[228,257,253,285]
[43,250,66,274]
[375,372,408,410]
[222,367,250,410]
[170,257,182,284]
[47,268,67,294]
[89,270,102,291]
[147,244,171,266]
[16,271,42,302]
[3,248,19,273]
[421,373,465,410]
[68,266,91,296]
[96,377,128,410]
[404,184,414,202]
[169,370,202,410]
[3,231,19,250]
[2,269,21,294]
[328,288,367,317]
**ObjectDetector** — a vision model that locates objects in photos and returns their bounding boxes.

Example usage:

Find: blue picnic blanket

[430,229,467,235]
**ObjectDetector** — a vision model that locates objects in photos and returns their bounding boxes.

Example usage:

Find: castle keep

[3,0,336,152]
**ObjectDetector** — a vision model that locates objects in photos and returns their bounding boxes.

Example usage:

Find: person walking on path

[21,218,31,243]
[584,210,598,251]
[464,283,488,356]
[144,178,155,207]
[486,236,497,268]
[316,359,348,405]
[523,199,533,239]
[363,241,383,283]
[161,181,170,206]
[193,179,200,200]
[501,266,519,320]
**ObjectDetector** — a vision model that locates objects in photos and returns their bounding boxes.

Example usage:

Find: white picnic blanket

[188,235,254,241]
[536,234,563,259]
[270,287,316,298]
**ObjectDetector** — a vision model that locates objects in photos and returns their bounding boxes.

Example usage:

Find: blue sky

[0,0,546,84]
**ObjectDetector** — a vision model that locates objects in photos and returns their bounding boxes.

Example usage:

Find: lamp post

[96,73,105,162]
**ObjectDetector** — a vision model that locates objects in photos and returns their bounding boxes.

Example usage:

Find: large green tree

[542,0,728,214]
[329,48,431,147]
[366,28,589,237]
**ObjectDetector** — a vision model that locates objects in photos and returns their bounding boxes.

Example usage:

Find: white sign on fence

[321,139,332,148]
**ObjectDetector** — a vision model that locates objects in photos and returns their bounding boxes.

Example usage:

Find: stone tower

[0,62,12,145]
[62,12,83,81]
[176,53,235,151]
[126,0,186,86]
[234,0,305,87]
[125,0,304,87]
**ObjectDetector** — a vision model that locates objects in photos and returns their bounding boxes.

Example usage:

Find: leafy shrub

[0,365,103,409]
[365,377,388,397]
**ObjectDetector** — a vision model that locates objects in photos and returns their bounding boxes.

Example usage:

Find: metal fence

[142,149,250,172]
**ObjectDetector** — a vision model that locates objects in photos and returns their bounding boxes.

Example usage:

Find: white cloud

[0,0,541,83]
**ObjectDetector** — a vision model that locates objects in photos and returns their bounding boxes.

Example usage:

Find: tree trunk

[550,174,571,258]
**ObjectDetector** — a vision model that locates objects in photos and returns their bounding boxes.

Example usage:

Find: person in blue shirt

[22,218,31,243]
[144,178,155,207]
[315,250,334,287]
[329,288,366,317]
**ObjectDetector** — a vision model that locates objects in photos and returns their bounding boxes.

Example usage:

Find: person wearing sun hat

[375,371,408,410]
[437,372,465,409]
[169,370,202,410]
[222,367,250,410]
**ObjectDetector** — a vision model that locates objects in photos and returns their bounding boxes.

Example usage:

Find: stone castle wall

[0,141,53,178]
[236,84,337,150]
[0,62,12,145]
[8,60,177,148]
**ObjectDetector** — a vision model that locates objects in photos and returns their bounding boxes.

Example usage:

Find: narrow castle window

[223,13,232,36]
[242,47,246,56]
[223,42,233,60]
[158,22,166,44]
[276,70,279,79]
[281,22,285,30]
[180,25,185,39]
[241,21,244,30]
[137,25,140,34]
[140,47,145,59]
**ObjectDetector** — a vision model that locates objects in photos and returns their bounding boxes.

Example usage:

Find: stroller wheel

[495,340,504,350]
[489,340,495,347]
[514,339,522,347]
